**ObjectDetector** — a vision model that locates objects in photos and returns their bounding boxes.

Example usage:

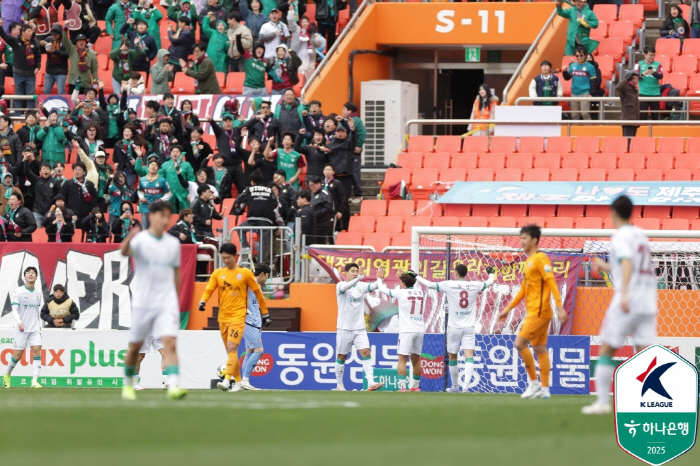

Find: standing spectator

[168,208,198,244]
[25,162,58,228]
[207,115,248,192]
[52,163,67,188]
[617,71,640,139]
[42,24,68,95]
[0,22,41,113]
[134,2,164,50]
[259,8,290,60]
[147,116,178,165]
[168,16,195,76]
[275,89,306,137]
[37,111,69,167]
[556,0,599,56]
[104,171,133,226]
[120,18,158,75]
[529,60,563,106]
[110,37,143,95]
[563,46,595,120]
[184,126,213,166]
[157,145,195,213]
[105,0,133,51]
[40,285,80,328]
[342,102,365,202]
[660,5,690,43]
[0,174,21,216]
[150,49,175,94]
[288,13,322,82]
[113,124,146,187]
[238,38,268,96]
[17,112,42,153]
[199,153,232,200]
[97,83,126,148]
[322,163,348,232]
[0,22,21,98]
[202,15,231,72]
[179,43,222,94]
[691,0,700,39]
[60,161,98,227]
[135,154,172,229]
[586,53,606,98]
[239,0,268,41]
[307,175,332,244]
[633,47,663,121]
[41,285,80,328]
[75,144,112,212]
[272,169,297,229]
[303,100,326,139]
[158,93,184,139]
[45,205,76,242]
[63,28,98,93]
[243,100,278,145]
[110,200,141,242]
[5,193,37,241]
[190,169,220,206]
[192,185,223,240]
[296,189,315,241]
[43,195,76,229]
[0,115,23,166]
[245,137,277,184]
[314,0,344,52]
[82,206,110,242]
[169,0,200,39]
[14,147,40,213]
[65,0,101,46]
[267,45,301,96]
[70,100,107,134]
[325,118,354,203]
[233,169,284,256]
[468,84,499,136]
[198,0,228,37]
[264,132,305,189]
[226,11,252,72]
[294,127,328,179]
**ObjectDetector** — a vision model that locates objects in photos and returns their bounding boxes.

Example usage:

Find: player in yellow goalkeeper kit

[199,243,270,392]
[498,225,568,399]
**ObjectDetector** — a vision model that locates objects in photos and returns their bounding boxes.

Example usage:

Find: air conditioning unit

[361,80,419,167]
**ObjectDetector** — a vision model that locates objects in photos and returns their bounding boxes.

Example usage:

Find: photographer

[45,205,76,242]
[81,206,110,242]
[41,285,80,329]
[111,200,141,242]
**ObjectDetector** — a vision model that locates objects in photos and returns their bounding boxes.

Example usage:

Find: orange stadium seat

[609,21,635,46]
[423,153,451,169]
[655,38,682,56]
[672,55,699,74]
[490,137,517,153]
[388,200,416,217]
[495,168,522,182]
[479,153,506,169]
[596,55,615,82]
[518,137,545,153]
[689,138,700,154]
[577,217,603,229]
[404,217,432,232]
[657,54,673,73]
[336,232,363,246]
[376,216,404,234]
[693,219,700,230]
[462,137,489,153]
[601,137,629,154]
[664,169,691,181]
[173,73,195,94]
[636,169,664,181]
[558,205,585,217]
[657,138,685,154]
[490,217,516,228]
[587,205,611,218]
[408,168,439,200]
[392,233,411,247]
[547,137,573,153]
[472,204,499,217]
[593,4,618,21]
[590,22,609,42]
[461,216,488,227]
[435,136,462,153]
[608,168,635,181]
[635,218,660,230]
[363,232,391,252]
[501,204,527,218]
[574,137,601,154]
[396,153,423,169]
[597,38,625,62]
[381,169,412,197]
[663,219,690,230]
[450,154,478,169]
[443,204,471,217]
[518,216,545,228]
[359,200,387,217]
[431,217,460,228]
[523,168,550,181]
[644,206,671,218]
[534,153,561,169]
[673,207,700,219]
[224,72,246,94]
[529,205,556,218]
[629,137,657,153]
[648,155,674,170]
[619,4,644,29]
[580,168,607,181]
[664,73,690,94]
[415,200,443,217]
[675,154,700,170]
[507,154,533,169]
[407,136,434,153]
[683,39,700,55]
[618,153,645,170]
[562,156,589,170]
[467,168,494,181]
[551,168,579,181]
[547,217,574,229]
[590,154,617,170]
[439,168,467,183]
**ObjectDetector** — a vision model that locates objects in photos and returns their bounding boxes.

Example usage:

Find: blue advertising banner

[241,333,590,394]
[437,182,700,206]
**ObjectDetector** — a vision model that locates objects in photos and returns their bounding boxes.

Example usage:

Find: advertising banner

[0,243,197,330]
[437,181,700,206]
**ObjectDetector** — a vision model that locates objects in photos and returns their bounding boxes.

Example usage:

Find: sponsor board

[362,368,401,392]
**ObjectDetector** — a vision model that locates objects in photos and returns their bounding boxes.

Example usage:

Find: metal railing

[2,95,40,120]
[300,0,371,99]
[195,244,220,281]
[229,225,295,284]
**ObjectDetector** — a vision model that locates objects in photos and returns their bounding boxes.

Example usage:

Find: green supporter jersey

[637,60,662,96]
[244,56,267,89]
[277,149,301,189]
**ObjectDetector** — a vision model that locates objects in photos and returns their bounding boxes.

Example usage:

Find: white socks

[6,356,18,375]
[463,358,475,391]
[595,356,616,405]
[449,361,459,388]
[361,357,374,385]
[335,359,346,388]
[32,356,41,383]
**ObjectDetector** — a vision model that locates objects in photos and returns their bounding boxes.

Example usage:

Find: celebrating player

[240,263,274,391]
[3,267,44,389]
[376,268,425,392]
[334,263,384,392]
[199,243,270,393]
[417,264,496,393]
[498,225,568,399]
[120,201,187,401]
[582,195,657,415]
[134,336,167,391]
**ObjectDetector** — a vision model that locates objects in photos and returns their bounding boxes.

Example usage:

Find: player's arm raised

[198,270,219,311]
[119,223,142,256]
[10,289,24,332]
[482,266,496,290]
[375,267,392,297]
[338,275,363,293]
[542,259,568,324]
[415,275,438,290]
[248,273,272,326]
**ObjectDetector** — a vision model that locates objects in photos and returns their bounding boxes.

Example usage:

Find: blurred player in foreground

[417,264,496,393]
[3,267,44,389]
[334,263,383,392]
[583,195,657,415]
[200,243,269,392]
[134,336,167,391]
[240,263,273,391]
[376,268,425,392]
[120,201,187,401]
[498,225,568,399]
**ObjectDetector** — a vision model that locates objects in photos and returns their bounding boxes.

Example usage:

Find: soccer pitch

[1,390,697,466]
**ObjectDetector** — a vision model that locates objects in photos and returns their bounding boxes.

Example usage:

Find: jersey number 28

[408,296,424,315]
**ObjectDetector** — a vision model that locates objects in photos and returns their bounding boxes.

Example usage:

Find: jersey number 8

[459,290,469,308]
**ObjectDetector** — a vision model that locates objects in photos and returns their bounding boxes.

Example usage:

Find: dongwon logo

[614,345,698,465]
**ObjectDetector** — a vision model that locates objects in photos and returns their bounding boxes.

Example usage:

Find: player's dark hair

[297,190,311,202]
[148,200,172,215]
[220,243,238,256]
[345,262,360,272]
[53,284,65,293]
[520,225,541,244]
[254,263,271,276]
[611,195,633,220]
[455,264,468,278]
[400,272,417,288]
[24,266,38,276]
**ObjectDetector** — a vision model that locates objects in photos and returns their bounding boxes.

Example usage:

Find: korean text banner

[308,248,582,335]
[437,182,700,206]
[0,243,197,330]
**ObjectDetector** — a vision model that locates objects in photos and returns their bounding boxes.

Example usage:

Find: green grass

[0,390,697,466]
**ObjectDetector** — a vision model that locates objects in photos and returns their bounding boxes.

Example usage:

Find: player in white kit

[376,268,425,392]
[3,267,44,389]
[417,264,495,393]
[133,336,167,391]
[120,200,187,401]
[334,263,383,392]
[582,195,658,415]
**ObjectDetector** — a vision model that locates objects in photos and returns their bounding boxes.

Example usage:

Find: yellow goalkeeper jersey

[201,267,268,323]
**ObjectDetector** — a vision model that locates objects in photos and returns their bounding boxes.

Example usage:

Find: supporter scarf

[192,55,206,69]
[0,215,6,239]
[121,1,133,19]
[7,207,21,233]
[326,0,335,19]
[0,133,11,158]
[21,0,32,14]
[226,129,236,150]
[122,218,132,235]
[182,111,194,129]
[190,140,200,157]
[77,47,89,72]
[119,51,130,76]
[629,81,639,92]
[107,103,120,118]
[159,132,170,156]
[75,177,93,203]
[163,105,175,116]
[119,139,135,161]
[49,39,63,65]
[261,117,272,140]
[137,33,148,52]
[310,114,324,128]
[27,125,37,143]
[23,38,35,68]
[55,221,63,242]
[270,58,287,84]
[177,220,197,243]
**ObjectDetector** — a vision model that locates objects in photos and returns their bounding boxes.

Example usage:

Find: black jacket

[209,119,243,166]
[168,219,197,244]
[40,294,80,328]
[119,24,158,71]
[314,0,346,23]
[43,25,70,75]
[294,137,328,179]
[311,188,332,233]
[111,217,141,243]
[158,106,184,141]
[242,115,279,146]
[277,182,297,224]
[4,205,37,241]
[660,16,690,38]
[16,124,44,152]
[232,185,284,225]
[25,170,59,215]
[0,129,23,166]
[199,162,233,200]
[326,120,354,175]
[70,106,107,134]
[81,213,110,242]
[168,27,194,63]
[192,197,223,239]
[14,159,41,202]
[0,27,41,77]
[276,99,304,137]
[45,216,76,242]
[60,178,98,219]
[185,140,213,166]
[323,178,347,217]
[296,203,316,239]
[112,140,139,176]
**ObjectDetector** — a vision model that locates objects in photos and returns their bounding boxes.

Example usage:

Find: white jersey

[129,231,181,312]
[336,278,376,331]
[377,281,425,333]
[437,280,487,328]
[610,225,657,315]
[11,285,43,333]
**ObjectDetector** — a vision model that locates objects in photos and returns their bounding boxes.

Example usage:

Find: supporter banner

[308,248,582,335]
[438,182,700,206]
[0,243,197,330]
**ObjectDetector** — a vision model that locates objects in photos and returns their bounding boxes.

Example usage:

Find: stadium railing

[229,225,296,284]
[3,95,41,119]
[515,96,700,120]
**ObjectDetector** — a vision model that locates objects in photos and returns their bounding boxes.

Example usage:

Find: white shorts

[138,335,165,354]
[130,308,179,344]
[336,329,370,355]
[397,332,424,356]
[14,330,42,350]
[244,323,263,350]
[446,326,475,354]
[600,309,657,349]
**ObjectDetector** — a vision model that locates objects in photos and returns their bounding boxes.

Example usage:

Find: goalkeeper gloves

[485,266,495,274]
[262,314,272,327]
[198,301,206,312]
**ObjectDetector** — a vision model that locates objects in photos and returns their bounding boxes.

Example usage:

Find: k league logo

[614,345,699,466]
